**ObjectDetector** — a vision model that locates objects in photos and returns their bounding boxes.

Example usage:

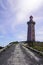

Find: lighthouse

[27,16,35,42]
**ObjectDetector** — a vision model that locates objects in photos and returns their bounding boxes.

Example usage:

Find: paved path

[0,44,43,65]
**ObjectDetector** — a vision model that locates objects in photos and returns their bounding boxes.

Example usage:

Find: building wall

[27,21,35,42]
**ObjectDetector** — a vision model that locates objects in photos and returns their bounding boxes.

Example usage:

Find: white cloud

[7,0,43,12]
[36,35,43,41]
[0,25,7,35]
[35,27,43,41]
[17,31,27,41]
[0,0,43,43]
[19,0,43,12]
[16,0,43,25]
[36,31,43,35]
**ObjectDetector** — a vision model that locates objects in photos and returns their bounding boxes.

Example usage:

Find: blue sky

[0,0,43,46]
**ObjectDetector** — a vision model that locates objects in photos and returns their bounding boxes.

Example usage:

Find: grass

[9,41,19,45]
[32,46,43,52]
[23,42,43,56]
[23,42,43,52]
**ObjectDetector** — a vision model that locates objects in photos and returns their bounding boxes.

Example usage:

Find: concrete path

[0,43,43,65]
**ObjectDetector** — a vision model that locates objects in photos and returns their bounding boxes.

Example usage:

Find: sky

[0,0,43,46]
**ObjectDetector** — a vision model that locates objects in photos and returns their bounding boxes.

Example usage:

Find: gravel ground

[0,43,43,65]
